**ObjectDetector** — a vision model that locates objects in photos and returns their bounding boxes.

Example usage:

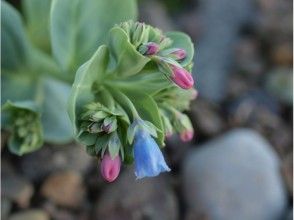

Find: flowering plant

[68,21,196,180]
[1,0,196,181]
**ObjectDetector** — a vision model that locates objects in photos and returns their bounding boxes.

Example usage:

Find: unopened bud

[100,153,121,182]
[139,42,160,55]
[171,65,194,89]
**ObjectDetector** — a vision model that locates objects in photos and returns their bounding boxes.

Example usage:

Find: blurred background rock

[2,0,293,219]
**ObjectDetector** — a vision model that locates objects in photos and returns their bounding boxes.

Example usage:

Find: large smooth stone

[183,129,287,220]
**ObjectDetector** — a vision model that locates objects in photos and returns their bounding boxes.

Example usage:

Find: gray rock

[2,173,34,208]
[94,169,178,220]
[20,143,93,181]
[194,0,256,101]
[281,153,293,194]
[1,197,12,220]
[182,129,287,220]
[286,209,293,220]
[8,210,49,220]
[190,99,225,137]
[41,171,86,208]
[139,0,174,31]
[265,68,293,105]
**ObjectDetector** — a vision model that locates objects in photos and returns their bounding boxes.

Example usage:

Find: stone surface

[1,197,12,220]
[286,209,293,220]
[281,153,293,194]
[94,169,178,220]
[182,129,287,220]
[20,144,93,181]
[235,37,264,78]
[8,210,49,220]
[190,99,225,137]
[139,0,174,31]
[2,173,34,208]
[227,90,292,156]
[41,171,86,208]
[194,0,256,101]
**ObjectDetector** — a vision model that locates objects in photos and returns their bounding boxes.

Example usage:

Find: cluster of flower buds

[119,21,194,90]
[159,103,194,142]
[78,103,127,182]
[2,101,43,155]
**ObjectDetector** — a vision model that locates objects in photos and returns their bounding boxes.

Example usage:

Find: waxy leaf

[1,73,39,106]
[68,45,110,135]
[22,0,52,53]
[108,27,150,77]
[51,0,137,76]
[124,91,165,146]
[41,78,73,143]
[1,1,30,70]
[165,32,194,67]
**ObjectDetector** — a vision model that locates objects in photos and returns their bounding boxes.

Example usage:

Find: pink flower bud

[171,48,186,60]
[100,153,121,182]
[145,42,160,55]
[180,130,194,142]
[171,65,194,89]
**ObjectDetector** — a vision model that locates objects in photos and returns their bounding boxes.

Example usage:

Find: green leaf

[165,31,194,67]
[41,77,73,143]
[2,73,72,144]
[124,91,165,146]
[78,132,97,146]
[95,135,111,154]
[1,73,38,106]
[68,45,109,135]
[108,27,150,77]
[112,69,171,96]
[2,100,39,113]
[1,1,30,70]
[50,0,137,75]
[22,0,52,53]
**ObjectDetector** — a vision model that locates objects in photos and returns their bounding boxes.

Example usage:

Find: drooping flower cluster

[69,21,196,182]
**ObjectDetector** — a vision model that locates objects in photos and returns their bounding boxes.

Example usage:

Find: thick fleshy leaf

[165,32,194,67]
[124,91,164,146]
[51,0,137,75]
[108,27,150,77]
[22,0,52,53]
[111,67,171,96]
[1,72,38,106]
[68,45,110,135]
[1,1,30,70]
[41,77,73,143]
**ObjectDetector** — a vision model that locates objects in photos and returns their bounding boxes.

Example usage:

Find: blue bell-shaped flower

[134,129,171,179]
